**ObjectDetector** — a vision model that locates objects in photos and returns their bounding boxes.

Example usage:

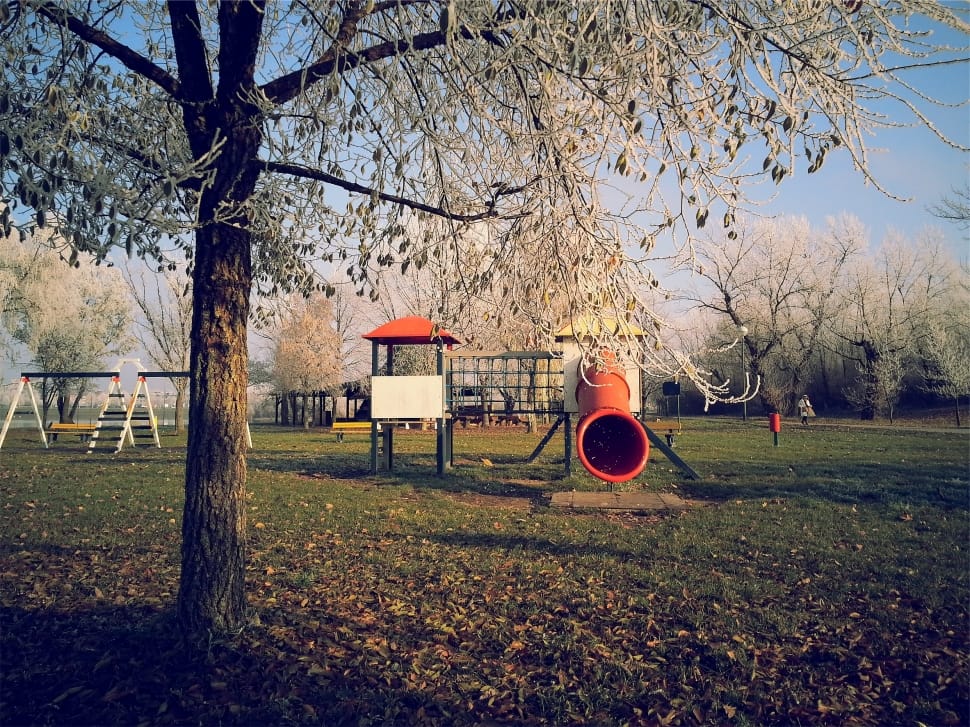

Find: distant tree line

[662,215,968,423]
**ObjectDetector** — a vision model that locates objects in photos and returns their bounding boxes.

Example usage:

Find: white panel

[563,355,582,413]
[371,376,444,419]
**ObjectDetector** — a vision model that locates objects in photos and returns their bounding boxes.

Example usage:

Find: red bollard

[575,352,650,483]
[768,413,781,446]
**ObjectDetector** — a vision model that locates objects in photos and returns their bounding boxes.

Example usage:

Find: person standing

[798,395,814,425]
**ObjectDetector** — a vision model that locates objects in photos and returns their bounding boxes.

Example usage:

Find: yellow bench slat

[646,420,683,431]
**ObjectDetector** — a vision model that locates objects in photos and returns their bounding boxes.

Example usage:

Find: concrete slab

[548,491,695,511]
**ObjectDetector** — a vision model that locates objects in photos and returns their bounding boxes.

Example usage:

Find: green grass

[1,419,967,726]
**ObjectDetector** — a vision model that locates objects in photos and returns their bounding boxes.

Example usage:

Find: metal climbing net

[444,351,565,425]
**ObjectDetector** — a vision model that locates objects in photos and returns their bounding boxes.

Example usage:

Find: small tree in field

[918,280,970,426]
[1,1,965,636]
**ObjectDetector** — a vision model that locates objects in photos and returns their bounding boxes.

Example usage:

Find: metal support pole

[436,343,446,475]
[564,413,572,477]
[738,325,748,422]
[741,343,747,421]
[370,341,379,474]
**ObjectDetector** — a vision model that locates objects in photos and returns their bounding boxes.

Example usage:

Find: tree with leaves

[1,1,966,636]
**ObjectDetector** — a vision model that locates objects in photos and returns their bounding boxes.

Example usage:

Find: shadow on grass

[682,460,968,510]
[250,448,572,500]
[426,530,643,560]
[0,603,473,727]
[2,604,188,726]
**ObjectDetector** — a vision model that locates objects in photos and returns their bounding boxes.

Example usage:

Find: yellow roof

[554,317,646,341]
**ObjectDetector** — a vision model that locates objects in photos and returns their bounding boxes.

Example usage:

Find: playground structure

[0,360,209,452]
[555,320,653,483]
[2,321,692,481]
[362,316,460,474]
[361,316,698,483]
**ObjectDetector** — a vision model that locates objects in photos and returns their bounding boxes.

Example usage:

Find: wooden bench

[643,419,683,446]
[47,422,97,442]
[332,421,372,442]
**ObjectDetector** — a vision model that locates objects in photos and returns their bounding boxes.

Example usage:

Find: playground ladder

[89,375,161,452]
[87,376,136,452]
[123,376,161,451]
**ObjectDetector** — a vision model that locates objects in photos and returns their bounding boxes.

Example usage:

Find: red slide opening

[575,354,649,483]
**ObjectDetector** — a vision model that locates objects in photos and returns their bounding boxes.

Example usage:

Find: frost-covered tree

[1,1,966,635]
[922,325,970,426]
[680,214,863,414]
[0,226,134,423]
[123,263,192,432]
[916,263,970,425]
[930,182,970,230]
[831,230,959,419]
[370,226,558,352]
[270,293,342,426]
[329,284,369,385]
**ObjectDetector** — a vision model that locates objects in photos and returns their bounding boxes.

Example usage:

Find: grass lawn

[1,418,967,726]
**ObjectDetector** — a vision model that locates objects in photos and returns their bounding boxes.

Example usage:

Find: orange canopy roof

[362,316,461,346]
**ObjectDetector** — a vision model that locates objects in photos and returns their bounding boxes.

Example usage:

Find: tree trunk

[68,388,84,423]
[857,343,880,420]
[41,381,53,427]
[280,391,290,426]
[178,221,252,636]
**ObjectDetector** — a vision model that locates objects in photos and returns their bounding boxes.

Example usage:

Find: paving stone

[548,491,696,511]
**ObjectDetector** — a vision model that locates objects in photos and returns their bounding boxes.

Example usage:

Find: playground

[0,418,967,726]
[0,360,187,453]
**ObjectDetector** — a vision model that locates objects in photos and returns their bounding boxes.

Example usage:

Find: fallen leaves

[1,434,967,726]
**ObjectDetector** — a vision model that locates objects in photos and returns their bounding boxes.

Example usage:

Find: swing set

[0,359,189,453]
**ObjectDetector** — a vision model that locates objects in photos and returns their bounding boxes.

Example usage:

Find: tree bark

[68,388,84,423]
[170,0,264,637]
[178,221,252,636]
[860,344,879,420]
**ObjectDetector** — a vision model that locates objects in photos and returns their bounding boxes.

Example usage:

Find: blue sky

[753,18,969,256]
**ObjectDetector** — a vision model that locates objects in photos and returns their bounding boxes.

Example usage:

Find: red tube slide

[575,354,650,483]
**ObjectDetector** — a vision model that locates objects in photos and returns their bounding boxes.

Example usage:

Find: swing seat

[47,422,97,441]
